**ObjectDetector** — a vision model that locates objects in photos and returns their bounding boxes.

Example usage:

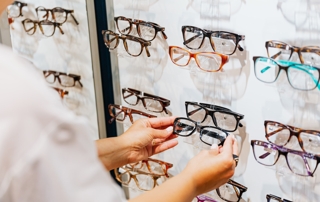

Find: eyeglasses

[265,40,320,65]
[169,46,229,72]
[216,179,247,202]
[114,16,167,41]
[108,104,157,124]
[35,6,79,25]
[22,18,64,37]
[173,117,227,146]
[7,1,27,18]
[125,158,173,178]
[52,87,69,99]
[251,140,320,177]
[122,88,170,114]
[102,30,151,57]
[266,194,292,202]
[43,70,83,87]
[253,56,320,91]
[114,166,162,191]
[265,120,320,154]
[193,195,216,202]
[182,25,245,55]
[185,101,244,132]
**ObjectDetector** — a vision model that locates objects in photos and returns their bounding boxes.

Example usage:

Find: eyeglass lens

[217,182,241,202]
[210,32,237,55]
[117,169,156,191]
[123,90,164,113]
[252,142,318,176]
[254,57,320,90]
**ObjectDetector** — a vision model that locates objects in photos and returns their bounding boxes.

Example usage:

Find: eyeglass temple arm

[265,127,284,138]
[161,30,168,39]
[108,110,125,124]
[173,53,186,63]
[120,26,131,33]
[144,46,151,57]
[57,25,65,35]
[70,13,79,25]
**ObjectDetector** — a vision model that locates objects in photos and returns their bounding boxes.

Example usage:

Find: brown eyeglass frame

[7,1,28,18]
[169,46,229,72]
[265,120,320,153]
[265,40,320,64]
[102,30,151,57]
[114,16,167,41]
[114,167,162,191]
[22,18,64,37]
[216,179,248,202]
[108,104,157,124]
[52,87,69,99]
[182,25,245,55]
[35,6,79,25]
[127,158,173,178]
[122,88,170,114]
[43,70,83,88]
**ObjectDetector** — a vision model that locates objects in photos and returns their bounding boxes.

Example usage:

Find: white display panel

[109,0,320,201]
[7,0,102,139]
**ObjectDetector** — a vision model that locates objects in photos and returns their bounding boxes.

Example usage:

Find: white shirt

[0,45,127,202]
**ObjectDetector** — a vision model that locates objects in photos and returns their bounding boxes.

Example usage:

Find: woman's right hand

[182,134,238,196]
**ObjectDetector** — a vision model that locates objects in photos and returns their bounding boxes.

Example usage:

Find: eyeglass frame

[102,30,151,57]
[168,46,229,72]
[114,16,167,41]
[114,166,162,191]
[7,1,27,18]
[266,194,292,202]
[265,120,320,153]
[108,104,157,124]
[127,158,173,178]
[173,117,228,146]
[181,25,245,55]
[185,101,244,132]
[253,56,320,91]
[43,70,83,87]
[251,140,320,177]
[21,18,64,37]
[216,179,248,202]
[122,88,170,114]
[195,195,217,202]
[52,87,69,99]
[35,6,79,25]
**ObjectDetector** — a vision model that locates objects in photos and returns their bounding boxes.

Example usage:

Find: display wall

[106,0,320,201]
[6,0,103,139]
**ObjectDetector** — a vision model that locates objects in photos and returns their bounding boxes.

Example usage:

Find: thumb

[209,143,219,155]
[221,134,238,157]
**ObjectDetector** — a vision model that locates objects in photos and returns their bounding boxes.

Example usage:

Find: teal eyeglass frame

[253,56,320,91]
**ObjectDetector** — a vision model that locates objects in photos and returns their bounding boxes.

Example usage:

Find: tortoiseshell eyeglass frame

[102,30,151,57]
[35,6,79,25]
[22,18,64,37]
[265,120,320,153]
[266,194,292,202]
[173,117,228,146]
[7,1,28,18]
[216,179,248,202]
[43,70,83,88]
[251,140,320,177]
[122,88,170,114]
[114,16,167,41]
[181,25,245,55]
[108,104,157,124]
[185,101,244,132]
[265,40,320,64]
[114,166,162,191]
[52,87,69,99]
[169,46,229,72]
[125,158,173,178]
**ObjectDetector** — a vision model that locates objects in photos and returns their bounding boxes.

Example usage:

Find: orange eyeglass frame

[169,46,229,72]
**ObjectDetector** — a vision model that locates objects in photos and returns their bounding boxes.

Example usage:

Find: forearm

[95,137,130,171]
[129,171,197,202]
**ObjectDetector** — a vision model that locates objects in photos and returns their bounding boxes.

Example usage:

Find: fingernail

[211,143,218,149]
[166,126,173,133]
[230,134,236,140]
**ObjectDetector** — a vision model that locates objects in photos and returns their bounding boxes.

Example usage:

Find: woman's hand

[96,117,178,170]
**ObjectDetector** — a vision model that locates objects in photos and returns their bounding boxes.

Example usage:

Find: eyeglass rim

[43,70,82,87]
[215,179,247,202]
[266,194,293,202]
[168,46,229,72]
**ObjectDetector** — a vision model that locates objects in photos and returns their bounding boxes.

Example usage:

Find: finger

[220,134,236,156]
[232,136,239,156]
[209,143,219,155]
[150,126,174,139]
[153,139,179,154]
[153,134,178,142]
[147,116,177,129]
